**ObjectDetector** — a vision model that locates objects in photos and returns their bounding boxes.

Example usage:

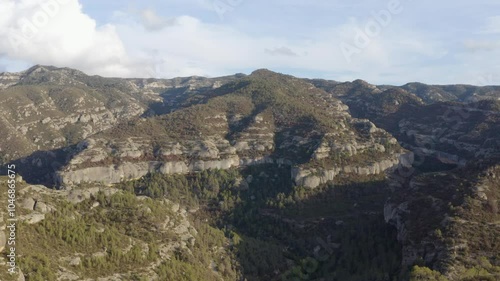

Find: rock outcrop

[1,65,500,280]
[0,65,241,162]
[293,153,411,188]
[52,70,407,188]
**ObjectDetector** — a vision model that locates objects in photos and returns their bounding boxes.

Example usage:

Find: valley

[0,66,498,281]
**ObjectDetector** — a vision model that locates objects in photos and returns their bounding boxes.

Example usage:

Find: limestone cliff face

[55,118,405,188]
[0,65,241,162]
[51,70,407,188]
[57,149,409,188]
[383,189,447,268]
[57,157,279,186]
[293,154,410,188]
[55,134,294,186]
[57,156,250,186]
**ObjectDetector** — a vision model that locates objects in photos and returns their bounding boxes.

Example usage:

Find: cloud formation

[0,0,499,85]
[0,0,134,77]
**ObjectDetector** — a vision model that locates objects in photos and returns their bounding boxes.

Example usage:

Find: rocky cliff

[312,73,500,279]
[0,65,240,162]
[2,65,499,280]
[51,70,406,188]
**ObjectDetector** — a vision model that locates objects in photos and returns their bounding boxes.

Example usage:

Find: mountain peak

[23,65,60,74]
[352,79,375,88]
[249,69,293,80]
[250,68,276,75]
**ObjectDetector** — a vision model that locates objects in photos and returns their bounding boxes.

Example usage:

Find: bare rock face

[383,202,409,242]
[50,71,409,189]
[20,197,36,210]
[0,66,241,163]
[58,162,164,186]
[57,156,284,186]
[19,213,45,224]
[17,268,25,281]
[293,154,410,188]
[158,161,190,174]
[57,157,245,186]
[33,201,53,213]
[57,140,407,189]
[0,72,22,89]
[6,67,411,194]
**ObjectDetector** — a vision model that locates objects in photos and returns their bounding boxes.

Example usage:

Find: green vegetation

[0,176,240,280]
[1,67,498,280]
[0,166,421,280]
[409,266,447,281]
[115,168,403,281]
[1,147,498,280]
[18,193,166,279]
[108,73,338,139]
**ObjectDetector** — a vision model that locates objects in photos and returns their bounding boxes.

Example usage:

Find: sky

[0,0,499,85]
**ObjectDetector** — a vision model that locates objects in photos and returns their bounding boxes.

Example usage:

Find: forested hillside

[0,66,499,280]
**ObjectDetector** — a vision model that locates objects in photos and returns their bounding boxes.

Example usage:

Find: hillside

[52,69,406,189]
[386,156,500,280]
[0,66,498,281]
[0,65,240,163]
[313,76,500,279]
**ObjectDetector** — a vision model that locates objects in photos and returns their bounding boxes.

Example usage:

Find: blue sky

[1,0,499,85]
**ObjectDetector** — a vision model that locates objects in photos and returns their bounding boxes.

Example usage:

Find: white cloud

[112,12,451,83]
[0,0,498,85]
[0,0,134,77]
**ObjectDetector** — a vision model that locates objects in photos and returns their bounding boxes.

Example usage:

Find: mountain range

[0,65,498,281]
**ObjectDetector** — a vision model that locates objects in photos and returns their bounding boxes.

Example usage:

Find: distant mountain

[30,69,406,188]
[310,78,500,104]
[0,65,240,162]
[311,78,500,280]
[401,82,500,103]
